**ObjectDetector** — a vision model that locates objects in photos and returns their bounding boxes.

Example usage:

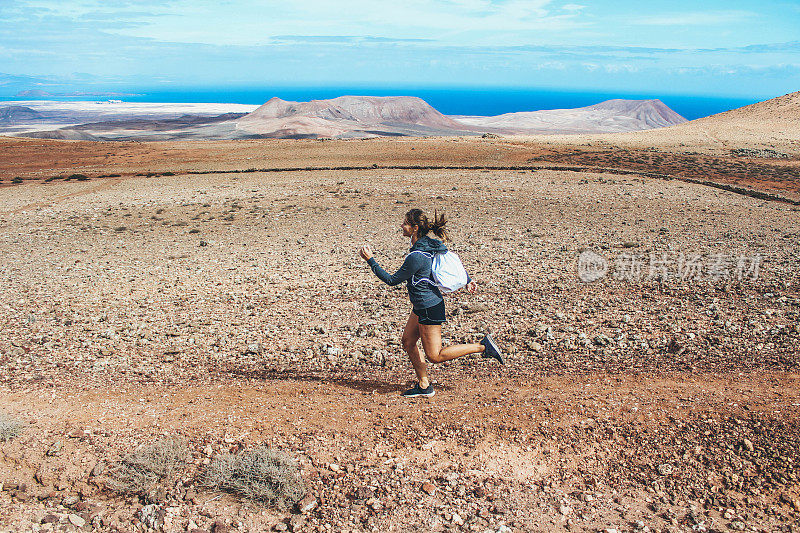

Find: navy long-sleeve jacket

[366,235,470,310]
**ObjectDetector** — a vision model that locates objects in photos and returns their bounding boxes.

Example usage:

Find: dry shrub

[106,437,189,495]
[0,415,24,441]
[204,445,306,507]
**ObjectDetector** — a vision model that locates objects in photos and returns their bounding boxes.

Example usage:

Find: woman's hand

[359,245,373,261]
[466,280,477,293]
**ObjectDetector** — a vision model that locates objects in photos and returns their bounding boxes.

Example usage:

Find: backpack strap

[407,250,437,287]
[408,250,433,258]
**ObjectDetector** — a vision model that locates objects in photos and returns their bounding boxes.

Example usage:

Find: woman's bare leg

[402,312,430,387]
[419,324,485,364]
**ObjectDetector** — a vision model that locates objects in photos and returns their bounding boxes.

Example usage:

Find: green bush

[204,445,306,507]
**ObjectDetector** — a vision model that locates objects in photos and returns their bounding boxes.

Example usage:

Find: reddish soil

[1,136,798,202]
[2,373,799,532]
[0,152,798,532]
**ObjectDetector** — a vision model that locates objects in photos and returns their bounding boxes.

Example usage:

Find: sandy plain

[0,99,799,533]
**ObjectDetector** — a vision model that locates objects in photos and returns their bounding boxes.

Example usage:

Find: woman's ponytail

[405,208,449,242]
[430,210,448,242]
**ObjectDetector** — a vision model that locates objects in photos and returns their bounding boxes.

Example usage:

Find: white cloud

[2,0,799,98]
[603,63,638,73]
[631,11,754,27]
[37,0,587,47]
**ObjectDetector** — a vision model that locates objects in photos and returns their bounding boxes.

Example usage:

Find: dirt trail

[2,373,799,531]
[5,176,127,215]
[3,374,799,438]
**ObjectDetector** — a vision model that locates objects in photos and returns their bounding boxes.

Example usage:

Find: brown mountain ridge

[1,95,689,140]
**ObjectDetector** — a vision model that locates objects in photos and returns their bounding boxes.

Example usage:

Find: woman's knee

[425,351,445,364]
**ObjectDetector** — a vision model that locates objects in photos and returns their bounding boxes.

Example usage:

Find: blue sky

[1,0,798,98]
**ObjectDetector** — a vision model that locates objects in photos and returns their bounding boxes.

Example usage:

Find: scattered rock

[41,514,59,524]
[288,515,305,532]
[145,485,167,504]
[421,440,438,451]
[90,462,104,477]
[593,334,612,346]
[421,482,436,495]
[780,493,800,512]
[67,514,86,527]
[34,468,51,486]
[46,441,63,456]
[667,337,686,355]
[464,303,488,314]
[493,502,509,514]
[211,520,230,533]
[184,487,198,503]
[138,504,165,530]
[296,494,317,513]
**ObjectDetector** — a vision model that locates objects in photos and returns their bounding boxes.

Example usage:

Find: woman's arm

[360,245,421,286]
[367,254,421,286]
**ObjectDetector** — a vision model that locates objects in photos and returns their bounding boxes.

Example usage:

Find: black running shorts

[413,300,446,325]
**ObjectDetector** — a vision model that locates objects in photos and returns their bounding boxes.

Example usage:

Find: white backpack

[411,250,469,293]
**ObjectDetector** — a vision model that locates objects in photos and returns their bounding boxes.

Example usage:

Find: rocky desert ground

[1,96,799,533]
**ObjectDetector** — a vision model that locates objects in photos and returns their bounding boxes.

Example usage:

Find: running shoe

[480,334,505,364]
[401,382,435,398]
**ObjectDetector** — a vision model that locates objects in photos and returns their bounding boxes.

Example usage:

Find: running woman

[359,208,504,398]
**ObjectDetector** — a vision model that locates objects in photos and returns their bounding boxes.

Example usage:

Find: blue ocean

[8,86,763,121]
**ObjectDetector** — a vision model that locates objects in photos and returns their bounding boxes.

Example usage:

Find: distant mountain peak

[0,105,44,124]
[237,95,466,137]
[450,98,687,135]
